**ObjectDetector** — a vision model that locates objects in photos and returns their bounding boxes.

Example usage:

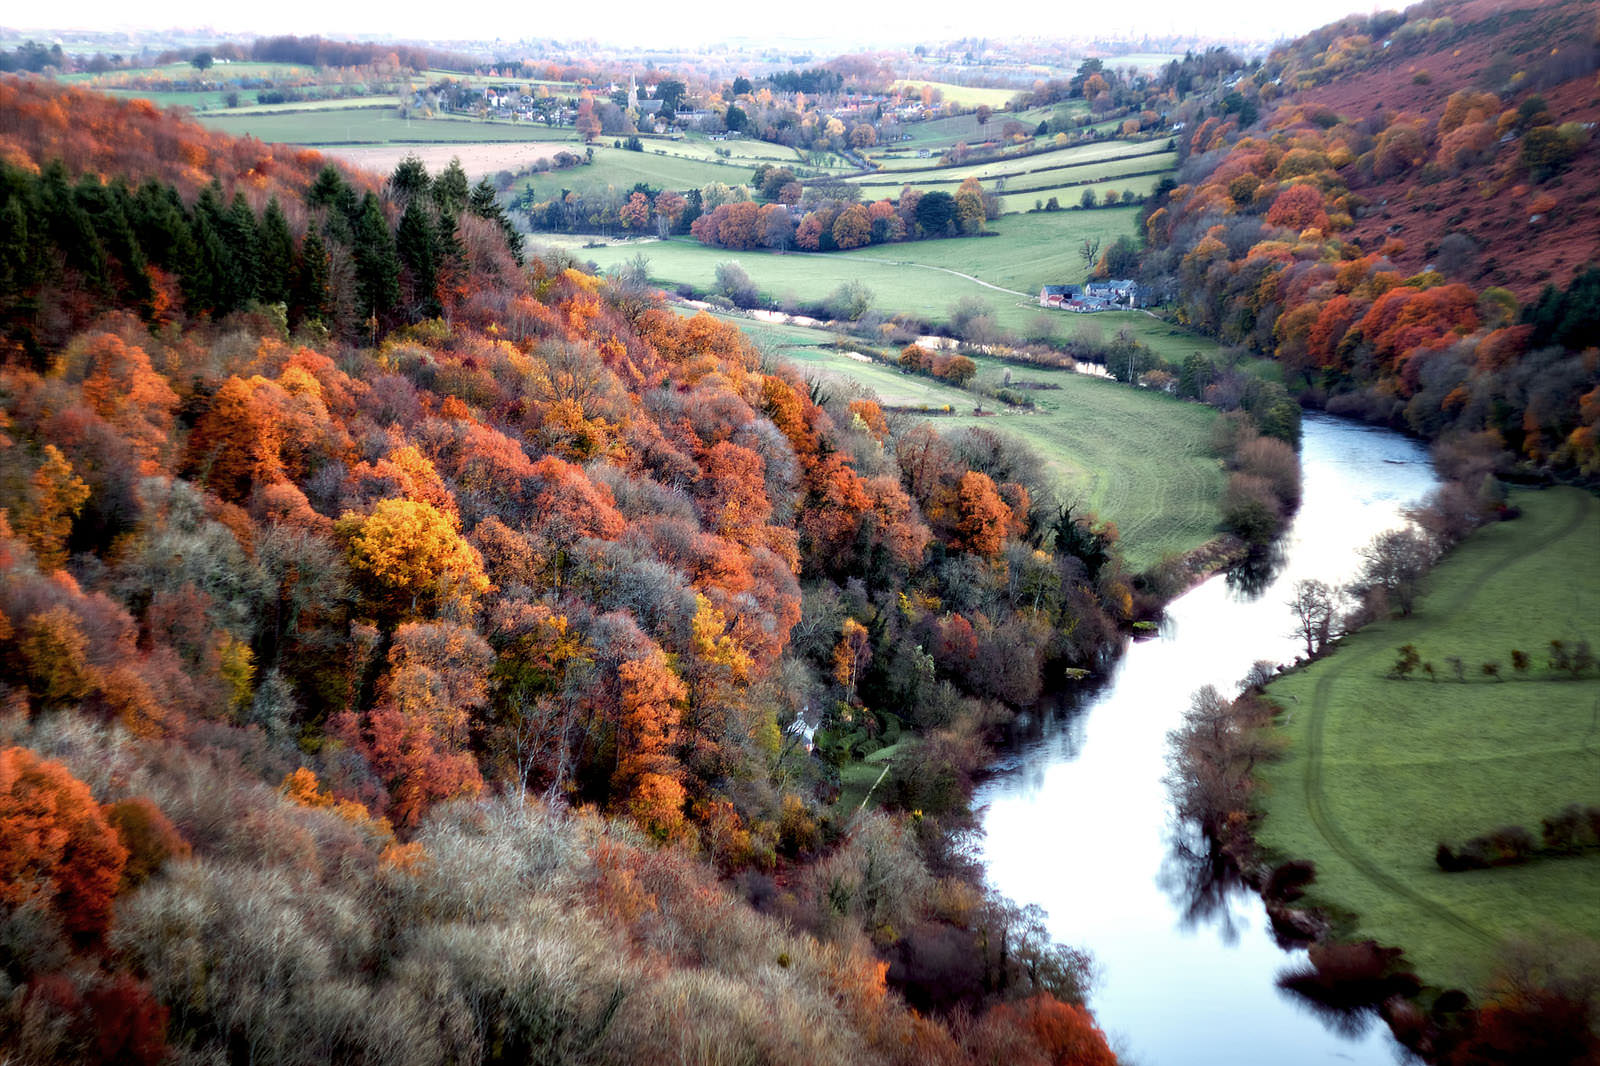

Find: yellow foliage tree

[19,445,89,571]
[341,498,490,622]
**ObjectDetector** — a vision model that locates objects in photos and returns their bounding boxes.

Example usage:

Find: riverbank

[978,414,1433,1065]
[1255,486,1600,996]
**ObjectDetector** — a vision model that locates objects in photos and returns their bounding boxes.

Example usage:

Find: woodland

[0,77,1130,1065]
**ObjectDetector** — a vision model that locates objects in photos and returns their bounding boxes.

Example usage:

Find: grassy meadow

[889,80,1023,109]
[546,207,1160,332]
[1257,487,1600,992]
[199,108,568,144]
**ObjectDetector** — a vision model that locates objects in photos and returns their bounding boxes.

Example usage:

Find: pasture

[1257,487,1600,992]
[547,206,1146,334]
[889,80,1023,109]
[511,138,826,201]
[326,141,577,181]
[198,108,569,145]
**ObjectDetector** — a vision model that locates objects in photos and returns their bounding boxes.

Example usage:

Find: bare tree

[1078,236,1102,271]
[1287,578,1341,658]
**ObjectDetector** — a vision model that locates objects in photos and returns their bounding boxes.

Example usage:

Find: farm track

[1298,489,1595,948]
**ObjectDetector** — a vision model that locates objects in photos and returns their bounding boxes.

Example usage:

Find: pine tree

[189,183,233,312]
[352,192,399,323]
[259,198,294,306]
[431,158,470,219]
[38,161,108,296]
[308,164,357,245]
[470,177,524,265]
[291,229,331,329]
[388,154,430,204]
[396,198,439,320]
[225,193,261,306]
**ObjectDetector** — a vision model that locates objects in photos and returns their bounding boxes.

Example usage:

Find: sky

[14,0,1383,50]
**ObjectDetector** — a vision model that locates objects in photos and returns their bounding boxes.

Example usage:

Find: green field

[853,139,1169,187]
[546,207,1150,333]
[1257,487,1600,992]
[512,137,822,200]
[60,61,316,84]
[889,106,1064,149]
[702,310,1224,571]
[514,149,759,201]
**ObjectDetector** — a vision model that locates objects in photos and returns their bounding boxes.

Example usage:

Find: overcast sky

[15,0,1382,50]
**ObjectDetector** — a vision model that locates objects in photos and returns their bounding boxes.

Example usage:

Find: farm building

[1039,280,1144,312]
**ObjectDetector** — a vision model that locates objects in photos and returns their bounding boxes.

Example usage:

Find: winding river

[977,413,1440,1065]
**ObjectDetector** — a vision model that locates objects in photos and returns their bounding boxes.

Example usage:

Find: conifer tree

[225,193,261,306]
[431,158,470,218]
[353,192,399,323]
[292,228,331,328]
[470,177,524,265]
[258,198,294,306]
[396,198,440,320]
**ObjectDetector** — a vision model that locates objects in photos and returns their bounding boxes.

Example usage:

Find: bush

[1263,859,1316,902]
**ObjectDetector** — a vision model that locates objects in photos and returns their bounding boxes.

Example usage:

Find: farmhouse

[1039,280,1144,312]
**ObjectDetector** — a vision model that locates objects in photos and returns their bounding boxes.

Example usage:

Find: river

[976,413,1440,1065]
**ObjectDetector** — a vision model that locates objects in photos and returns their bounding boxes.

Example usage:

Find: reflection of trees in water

[1225,541,1288,599]
[1157,819,1251,944]
[990,679,1105,796]
[1273,974,1381,1039]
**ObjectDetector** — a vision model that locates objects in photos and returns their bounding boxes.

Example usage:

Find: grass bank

[1257,487,1600,992]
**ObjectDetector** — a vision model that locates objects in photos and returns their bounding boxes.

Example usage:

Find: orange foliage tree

[0,746,128,943]
[951,471,1012,557]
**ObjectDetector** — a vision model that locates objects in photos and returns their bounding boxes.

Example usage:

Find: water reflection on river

[976,414,1439,1065]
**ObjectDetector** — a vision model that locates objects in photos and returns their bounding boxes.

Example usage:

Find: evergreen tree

[389,154,431,204]
[431,158,470,218]
[75,177,149,306]
[470,177,524,266]
[38,161,108,296]
[225,193,261,306]
[190,182,234,312]
[396,198,440,320]
[292,228,332,328]
[309,164,358,245]
[259,198,295,306]
[0,165,42,308]
[127,179,195,277]
[352,192,399,323]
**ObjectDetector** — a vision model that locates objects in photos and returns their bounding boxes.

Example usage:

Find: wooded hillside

[0,76,1129,1065]
[1141,0,1600,474]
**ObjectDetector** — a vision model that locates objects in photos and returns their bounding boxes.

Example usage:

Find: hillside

[1144,0,1600,474]
[1265,0,1600,299]
[0,77,1128,1066]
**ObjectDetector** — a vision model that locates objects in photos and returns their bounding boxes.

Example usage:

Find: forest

[0,76,1133,1065]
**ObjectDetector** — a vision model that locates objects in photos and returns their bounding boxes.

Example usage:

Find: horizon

[7,0,1384,52]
